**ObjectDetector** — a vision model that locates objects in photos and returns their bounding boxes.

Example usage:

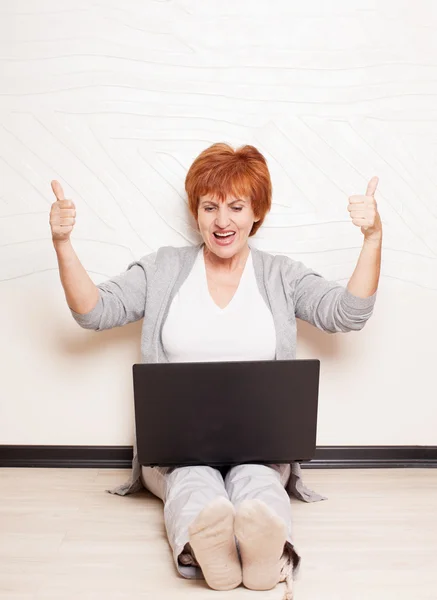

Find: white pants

[141,463,301,580]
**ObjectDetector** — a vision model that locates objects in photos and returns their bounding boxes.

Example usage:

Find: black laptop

[133,359,320,468]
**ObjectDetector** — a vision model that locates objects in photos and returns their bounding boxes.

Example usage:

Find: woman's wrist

[53,237,73,254]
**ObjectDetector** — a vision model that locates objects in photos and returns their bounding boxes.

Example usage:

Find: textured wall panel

[0,1,435,444]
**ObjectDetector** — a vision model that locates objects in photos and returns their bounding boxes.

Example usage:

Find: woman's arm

[50,179,148,331]
[346,176,382,297]
[54,239,100,314]
[50,179,99,314]
[292,263,376,334]
[292,177,382,333]
[346,236,382,298]
[53,232,150,332]
[56,241,151,331]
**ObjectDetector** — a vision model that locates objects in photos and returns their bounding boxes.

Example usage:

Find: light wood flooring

[0,468,435,600]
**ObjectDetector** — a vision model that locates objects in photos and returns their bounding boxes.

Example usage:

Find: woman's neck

[202,243,250,273]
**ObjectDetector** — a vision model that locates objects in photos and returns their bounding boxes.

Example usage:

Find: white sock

[188,496,242,590]
[234,498,287,591]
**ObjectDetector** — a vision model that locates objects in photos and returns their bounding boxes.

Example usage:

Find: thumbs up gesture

[347,176,382,242]
[49,180,76,243]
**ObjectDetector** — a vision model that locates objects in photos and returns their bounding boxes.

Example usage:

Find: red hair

[185,143,272,236]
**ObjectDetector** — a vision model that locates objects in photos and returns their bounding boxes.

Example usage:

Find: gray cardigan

[70,242,377,502]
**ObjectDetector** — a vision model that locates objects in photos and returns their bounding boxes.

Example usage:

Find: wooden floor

[0,468,435,600]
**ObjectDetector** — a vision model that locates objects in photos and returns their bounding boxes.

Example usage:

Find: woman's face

[197,193,260,259]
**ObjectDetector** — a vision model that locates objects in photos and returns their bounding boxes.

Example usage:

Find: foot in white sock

[235,498,287,591]
[188,496,242,590]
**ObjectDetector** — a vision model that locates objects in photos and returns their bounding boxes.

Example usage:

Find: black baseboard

[0,445,436,469]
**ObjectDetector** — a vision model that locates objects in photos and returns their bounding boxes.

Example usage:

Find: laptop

[133,358,320,468]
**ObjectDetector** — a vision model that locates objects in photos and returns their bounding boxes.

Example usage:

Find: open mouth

[213,231,236,245]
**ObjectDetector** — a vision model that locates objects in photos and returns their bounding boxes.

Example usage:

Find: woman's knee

[165,464,228,502]
[169,464,226,484]
[225,463,283,486]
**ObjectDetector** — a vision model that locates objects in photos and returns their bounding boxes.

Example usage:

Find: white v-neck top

[161,246,276,362]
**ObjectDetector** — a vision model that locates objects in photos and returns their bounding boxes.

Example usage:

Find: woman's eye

[204,206,242,212]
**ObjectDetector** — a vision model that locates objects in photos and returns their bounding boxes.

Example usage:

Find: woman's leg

[141,465,242,589]
[224,463,301,592]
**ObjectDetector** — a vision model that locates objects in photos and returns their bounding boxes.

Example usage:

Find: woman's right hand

[50,180,76,243]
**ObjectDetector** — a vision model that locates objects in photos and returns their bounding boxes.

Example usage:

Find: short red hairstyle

[185,143,272,236]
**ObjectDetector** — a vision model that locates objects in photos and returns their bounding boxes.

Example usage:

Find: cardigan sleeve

[69,252,156,331]
[290,260,377,333]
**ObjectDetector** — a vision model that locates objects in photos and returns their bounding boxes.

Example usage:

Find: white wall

[1,0,436,446]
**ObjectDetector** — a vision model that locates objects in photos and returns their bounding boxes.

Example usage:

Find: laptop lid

[133,358,320,468]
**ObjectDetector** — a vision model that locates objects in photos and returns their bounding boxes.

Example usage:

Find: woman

[50,143,381,600]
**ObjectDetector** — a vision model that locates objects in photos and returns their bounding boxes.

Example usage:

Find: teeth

[216,232,234,237]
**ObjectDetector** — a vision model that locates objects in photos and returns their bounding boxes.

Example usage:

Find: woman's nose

[216,208,231,228]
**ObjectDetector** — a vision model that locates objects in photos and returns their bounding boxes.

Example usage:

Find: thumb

[366,176,379,197]
[51,180,65,202]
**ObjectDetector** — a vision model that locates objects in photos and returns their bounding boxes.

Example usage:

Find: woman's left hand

[347,176,382,242]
